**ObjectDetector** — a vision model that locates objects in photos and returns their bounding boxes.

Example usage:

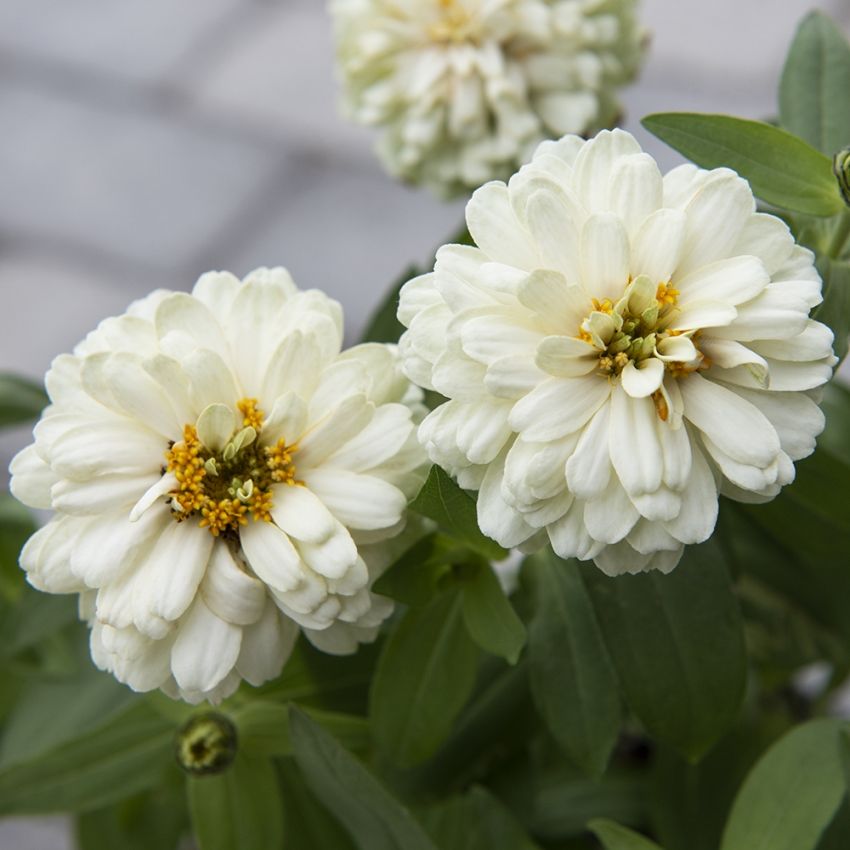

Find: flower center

[429,0,475,43]
[577,275,708,379]
[165,398,299,538]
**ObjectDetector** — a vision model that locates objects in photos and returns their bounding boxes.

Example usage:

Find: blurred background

[1,0,849,846]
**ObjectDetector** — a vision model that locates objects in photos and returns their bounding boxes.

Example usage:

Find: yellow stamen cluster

[265,440,299,486]
[237,398,264,431]
[592,298,615,314]
[167,426,207,513]
[200,499,248,537]
[656,282,679,306]
[165,398,300,537]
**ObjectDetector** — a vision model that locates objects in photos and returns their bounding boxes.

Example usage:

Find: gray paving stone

[0,0,243,85]
[0,817,72,850]
[0,80,283,272]
[189,0,374,155]
[220,157,465,341]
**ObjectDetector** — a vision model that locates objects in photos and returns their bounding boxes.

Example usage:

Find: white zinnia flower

[10,269,427,703]
[398,130,837,576]
[330,0,646,196]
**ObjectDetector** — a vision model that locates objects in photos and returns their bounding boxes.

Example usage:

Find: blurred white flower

[330,0,646,197]
[10,269,427,703]
[398,129,837,576]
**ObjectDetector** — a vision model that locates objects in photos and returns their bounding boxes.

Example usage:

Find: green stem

[826,210,850,259]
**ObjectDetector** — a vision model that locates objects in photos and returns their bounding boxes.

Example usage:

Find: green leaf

[0,373,48,428]
[188,753,283,850]
[289,706,439,850]
[423,786,542,850]
[411,466,507,560]
[361,265,420,344]
[0,666,137,769]
[76,776,188,850]
[233,700,369,758]
[372,534,452,607]
[0,493,36,601]
[277,759,357,850]
[814,256,850,362]
[0,702,172,814]
[589,819,664,850]
[780,12,850,158]
[642,113,844,216]
[461,562,527,664]
[370,590,479,766]
[582,541,747,761]
[526,551,621,777]
[720,719,848,850]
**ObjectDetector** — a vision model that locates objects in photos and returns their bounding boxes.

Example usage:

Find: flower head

[398,130,837,575]
[331,0,646,196]
[10,269,427,703]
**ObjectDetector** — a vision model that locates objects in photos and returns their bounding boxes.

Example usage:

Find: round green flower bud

[175,712,238,776]
[834,147,850,207]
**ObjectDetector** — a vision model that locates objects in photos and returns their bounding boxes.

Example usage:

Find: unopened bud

[834,147,850,207]
[175,712,237,776]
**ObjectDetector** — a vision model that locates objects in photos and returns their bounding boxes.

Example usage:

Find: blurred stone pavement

[1,1,849,847]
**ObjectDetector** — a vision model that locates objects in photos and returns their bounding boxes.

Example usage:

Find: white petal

[196,404,236,452]
[581,213,630,302]
[236,601,298,686]
[523,188,583,283]
[171,598,241,694]
[272,485,337,544]
[263,392,309,446]
[201,543,266,626]
[667,300,737,332]
[679,171,756,275]
[535,336,598,378]
[675,255,770,307]
[298,394,373,469]
[477,455,538,549]
[518,271,589,327]
[182,349,240,412]
[9,444,58,510]
[620,358,665,398]
[240,520,304,593]
[548,502,605,561]
[584,477,640,544]
[664,447,717,544]
[572,129,642,212]
[137,521,214,626]
[631,209,687,283]
[609,385,663,497]
[467,182,539,269]
[509,375,611,442]
[680,374,780,466]
[297,524,361,582]
[565,403,612,500]
[608,153,663,238]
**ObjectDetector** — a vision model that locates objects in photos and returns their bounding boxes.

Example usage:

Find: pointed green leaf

[289,707,439,850]
[720,719,848,850]
[642,113,844,216]
[589,819,664,850]
[0,667,136,770]
[0,703,172,814]
[526,552,621,777]
[370,590,479,766]
[423,786,542,850]
[780,12,850,158]
[0,373,48,428]
[0,494,36,601]
[188,753,283,850]
[461,563,527,664]
[277,759,357,850]
[582,541,747,761]
[411,467,508,560]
